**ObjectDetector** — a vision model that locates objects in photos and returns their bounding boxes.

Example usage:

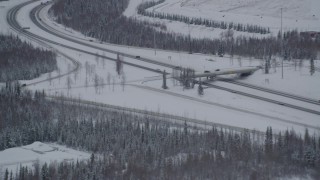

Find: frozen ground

[0,0,19,34]
[0,1,319,178]
[0,142,90,177]
[124,0,320,38]
[0,0,319,135]
[124,0,271,39]
[238,61,320,100]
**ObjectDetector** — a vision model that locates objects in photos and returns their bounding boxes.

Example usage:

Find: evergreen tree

[304,129,311,146]
[146,146,153,165]
[4,169,9,180]
[265,127,273,159]
[218,43,224,57]
[41,163,49,180]
[265,59,269,74]
[310,58,315,75]
[90,153,95,166]
[183,120,188,137]
[198,79,204,96]
[304,146,316,167]
[162,70,168,89]
[116,53,123,76]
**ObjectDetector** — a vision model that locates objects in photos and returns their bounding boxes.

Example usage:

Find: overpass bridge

[194,66,260,79]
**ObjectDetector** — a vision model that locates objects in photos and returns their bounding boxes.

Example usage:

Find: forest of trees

[50,0,319,60]
[0,34,57,82]
[1,85,320,179]
[1,0,320,179]
[137,0,270,34]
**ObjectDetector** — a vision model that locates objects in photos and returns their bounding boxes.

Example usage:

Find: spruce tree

[198,80,204,96]
[162,70,168,89]
[41,163,49,180]
[4,169,9,180]
[310,58,315,75]
[116,53,123,76]
[265,127,273,159]
[218,43,224,57]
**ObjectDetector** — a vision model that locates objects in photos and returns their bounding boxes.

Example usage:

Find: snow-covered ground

[238,62,320,100]
[124,0,320,38]
[0,142,90,177]
[0,1,319,178]
[0,0,319,135]
[0,0,18,33]
[124,0,272,39]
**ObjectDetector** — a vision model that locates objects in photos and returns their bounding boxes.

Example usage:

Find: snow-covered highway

[30,1,320,116]
[3,0,320,135]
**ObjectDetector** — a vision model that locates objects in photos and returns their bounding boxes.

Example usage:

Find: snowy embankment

[0,142,90,177]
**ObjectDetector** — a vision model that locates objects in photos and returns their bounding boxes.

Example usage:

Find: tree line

[50,0,319,60]
[137,0,270,34]
[0,34,57,82]
[1,85,320,179]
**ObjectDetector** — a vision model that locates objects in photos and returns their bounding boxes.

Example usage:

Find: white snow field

[124,0,320,38]
[124,0,272,39]
[0,0,319,179]
[0,0,319,135]
[0,142,90,177]
[0,0,18,33]
[238,61,320,100]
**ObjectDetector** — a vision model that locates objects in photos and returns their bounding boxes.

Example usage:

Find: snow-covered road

[1,0,320,135]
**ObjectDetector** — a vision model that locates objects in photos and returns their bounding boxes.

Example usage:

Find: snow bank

[0,142,90,176]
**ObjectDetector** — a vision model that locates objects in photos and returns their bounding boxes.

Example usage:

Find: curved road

[6,0,269,136]
[6,1,320,133]
[8,1,164,77]
[31,3,175,69]
[7,1,80,87]
[31,2,320,116]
